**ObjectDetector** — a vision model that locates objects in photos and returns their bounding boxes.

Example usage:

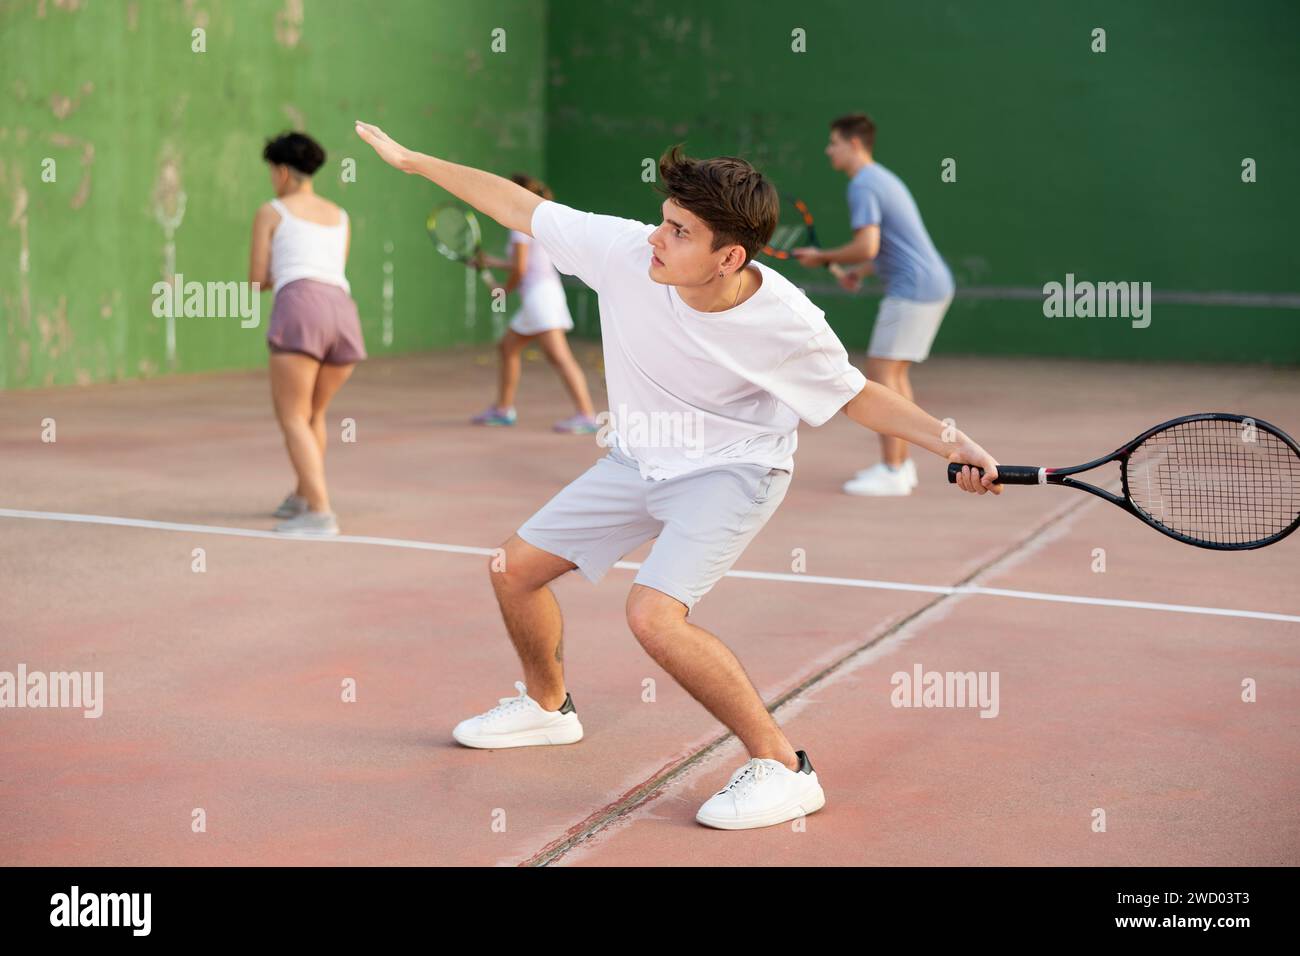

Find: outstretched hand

[355,121,414,173]
[948,440,1002,495]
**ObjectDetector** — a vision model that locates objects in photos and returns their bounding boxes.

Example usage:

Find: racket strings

[765,223,808,253]
[432,209,478,259]
[1125,419,1300,546]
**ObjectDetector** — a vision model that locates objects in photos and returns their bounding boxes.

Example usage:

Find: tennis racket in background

[426,203,494,287]
[762,197,819,261]
[760,196,849,282]
[947,413,1300,550]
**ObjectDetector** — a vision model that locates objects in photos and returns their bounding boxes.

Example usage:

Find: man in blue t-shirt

[795,113,954,497]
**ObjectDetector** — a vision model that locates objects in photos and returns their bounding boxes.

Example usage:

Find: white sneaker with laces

[695,750,826,830]
[452,680,583,749]
[843,460,915,496]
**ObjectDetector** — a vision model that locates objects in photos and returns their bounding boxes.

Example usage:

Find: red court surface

[2,350,1297,866]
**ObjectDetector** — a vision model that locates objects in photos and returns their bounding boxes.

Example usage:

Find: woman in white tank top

[249,131,365,536]
[470,174,598,433]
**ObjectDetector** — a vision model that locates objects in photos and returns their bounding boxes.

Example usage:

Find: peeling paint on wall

[274,0,304,49]
[49,81,94,121]
[7,169,32,344]
[2,0,547,390]
[151,142,187,371]
[36,0,87,18]
[36,294,72,361]
[46,131,95,209]
[182,0,210,30]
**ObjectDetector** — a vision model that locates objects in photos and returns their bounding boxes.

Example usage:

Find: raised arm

[354,121,544,235]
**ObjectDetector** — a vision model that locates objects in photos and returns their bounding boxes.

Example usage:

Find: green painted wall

[0,0,544,389]
[545,0,1300,363]
[5,0,1298,391]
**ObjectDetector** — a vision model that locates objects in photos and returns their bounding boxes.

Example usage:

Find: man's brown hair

[655,144,779,267]
[511,173,554,200]
[830,113,877,152]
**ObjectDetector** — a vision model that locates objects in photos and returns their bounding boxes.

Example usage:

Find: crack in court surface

[523,491,1100,865]
[5,496,1294,865]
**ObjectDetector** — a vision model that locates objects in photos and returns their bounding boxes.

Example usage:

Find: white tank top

[268,197,350,295]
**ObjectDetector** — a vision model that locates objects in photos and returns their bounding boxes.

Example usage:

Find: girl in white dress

[471,175,598,433]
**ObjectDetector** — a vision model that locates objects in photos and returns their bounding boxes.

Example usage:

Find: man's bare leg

[625,584,799,771]
[865,356,914,468]
[487,534,578,711]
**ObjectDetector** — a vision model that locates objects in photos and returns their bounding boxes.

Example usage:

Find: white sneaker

[272,492,308,519]
[452,680,583,749]
[853,459,917,485]
[843,460,915,496]
[273,510,340,535]
[695,750,826,830]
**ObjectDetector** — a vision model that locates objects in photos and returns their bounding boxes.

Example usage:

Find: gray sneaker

[274,510,339,536]
[273,492,308,519]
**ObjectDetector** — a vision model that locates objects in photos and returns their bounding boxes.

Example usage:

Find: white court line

[2,507,1297,625]
[0,508,495,557]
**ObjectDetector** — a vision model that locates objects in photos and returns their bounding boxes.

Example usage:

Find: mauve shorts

[267,278,367,365]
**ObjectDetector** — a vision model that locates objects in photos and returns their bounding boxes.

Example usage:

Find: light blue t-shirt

[847,163,953,302]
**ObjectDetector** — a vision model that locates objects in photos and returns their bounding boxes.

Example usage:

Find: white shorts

[508,281,574,336]
[516,445,792,614]
[867,293,953,362]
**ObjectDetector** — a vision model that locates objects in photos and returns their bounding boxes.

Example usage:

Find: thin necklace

[731,270,743,308]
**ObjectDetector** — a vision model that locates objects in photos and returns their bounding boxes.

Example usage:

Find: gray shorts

[517,445,792,613]
[867,293,952,362]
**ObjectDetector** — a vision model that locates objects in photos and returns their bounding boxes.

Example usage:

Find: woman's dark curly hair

[262,131,326,177]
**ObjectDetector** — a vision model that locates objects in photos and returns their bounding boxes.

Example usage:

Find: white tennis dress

[505,229,574,335]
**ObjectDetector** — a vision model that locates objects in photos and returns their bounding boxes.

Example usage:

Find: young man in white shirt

[357,121,1001,831]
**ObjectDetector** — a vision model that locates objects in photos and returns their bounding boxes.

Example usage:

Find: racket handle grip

[946,464,1043,485]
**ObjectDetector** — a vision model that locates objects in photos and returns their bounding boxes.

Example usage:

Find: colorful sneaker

[273,510,340,536]
[452,680,583,748]
[843,461,915,496]
[695,750,826,830]
[553,413,600,434]
[273,492,308,519]
[471,405,517,426]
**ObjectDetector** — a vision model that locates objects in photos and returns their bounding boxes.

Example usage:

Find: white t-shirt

[530,200,868,480]
[505,229,564,298]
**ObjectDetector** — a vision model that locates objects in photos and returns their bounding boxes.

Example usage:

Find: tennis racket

[426,203,493,287]
[947,413,1300,550]
[762,197,819,261]
[761,196,846,281]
